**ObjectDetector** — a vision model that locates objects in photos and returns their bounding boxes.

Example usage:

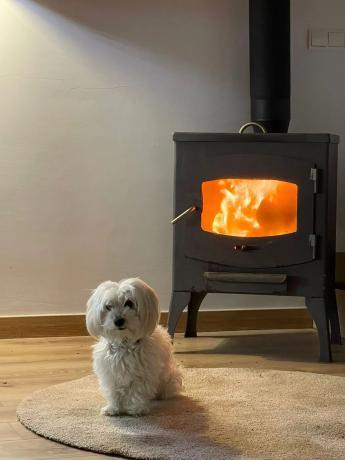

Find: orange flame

[201,179,297,237]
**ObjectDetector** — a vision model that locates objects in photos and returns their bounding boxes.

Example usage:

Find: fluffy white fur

[86,278,182,416]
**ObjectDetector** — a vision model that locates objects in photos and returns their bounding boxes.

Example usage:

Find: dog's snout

[114,318,125,328]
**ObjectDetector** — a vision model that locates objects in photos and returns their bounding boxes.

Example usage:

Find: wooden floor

[1,329,345,459]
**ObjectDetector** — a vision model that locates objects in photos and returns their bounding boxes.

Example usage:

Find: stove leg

[305,297,332,362]
[326,290,342,344]
[167,291,191,338]
[185,292,207,338]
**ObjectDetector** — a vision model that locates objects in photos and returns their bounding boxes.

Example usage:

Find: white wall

[291,0,345,246]
[0,0,343,315]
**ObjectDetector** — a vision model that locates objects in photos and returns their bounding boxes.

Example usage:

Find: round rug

[17,368,345,460]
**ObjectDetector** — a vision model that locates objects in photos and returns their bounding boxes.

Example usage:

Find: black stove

[167,0,341,362]
[168,132,340,362]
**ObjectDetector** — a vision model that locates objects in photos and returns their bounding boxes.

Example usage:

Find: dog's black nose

[114,318,125,328]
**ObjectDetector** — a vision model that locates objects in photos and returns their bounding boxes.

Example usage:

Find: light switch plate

[328,32,345,47]
[309,29,345,48]
[310,29,328,47]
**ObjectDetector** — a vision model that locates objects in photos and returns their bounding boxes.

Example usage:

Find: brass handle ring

[239,122,267,134]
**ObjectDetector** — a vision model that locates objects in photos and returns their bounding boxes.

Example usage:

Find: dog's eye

[124,299,134,309]
[105,304,112,311]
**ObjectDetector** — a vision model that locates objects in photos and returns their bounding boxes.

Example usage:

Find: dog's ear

[86,281,115,337]
[127,278,160,336]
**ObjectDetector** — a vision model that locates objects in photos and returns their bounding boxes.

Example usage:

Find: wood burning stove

[168,132,340,362]
[167,0,341,362]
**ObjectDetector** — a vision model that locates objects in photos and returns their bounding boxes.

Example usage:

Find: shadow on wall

[25,0,249,93]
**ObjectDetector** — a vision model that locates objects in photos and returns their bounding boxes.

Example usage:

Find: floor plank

[1,329,345,459]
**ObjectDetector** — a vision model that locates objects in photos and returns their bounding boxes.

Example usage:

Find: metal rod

[171,206,196,224]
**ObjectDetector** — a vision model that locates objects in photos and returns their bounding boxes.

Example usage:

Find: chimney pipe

[249,0,291,133]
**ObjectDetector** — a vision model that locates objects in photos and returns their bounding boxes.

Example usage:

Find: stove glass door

[201,178,298,237]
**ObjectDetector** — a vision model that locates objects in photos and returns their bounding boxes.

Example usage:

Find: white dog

[86,278,182,416]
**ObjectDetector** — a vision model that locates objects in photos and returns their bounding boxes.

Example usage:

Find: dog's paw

[101,405,120,416]
[126,405,150,417]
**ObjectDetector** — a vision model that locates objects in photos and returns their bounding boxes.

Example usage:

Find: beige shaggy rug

[17,368,345,460]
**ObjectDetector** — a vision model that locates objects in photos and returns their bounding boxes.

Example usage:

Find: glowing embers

[201,179,298,237]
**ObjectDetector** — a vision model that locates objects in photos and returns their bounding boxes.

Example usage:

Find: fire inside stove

[201,179,298,237]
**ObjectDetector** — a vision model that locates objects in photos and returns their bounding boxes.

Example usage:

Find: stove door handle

[171,206,197,224]
[233,244,259,252]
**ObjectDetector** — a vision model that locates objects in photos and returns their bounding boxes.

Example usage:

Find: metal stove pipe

[249,0,290,133]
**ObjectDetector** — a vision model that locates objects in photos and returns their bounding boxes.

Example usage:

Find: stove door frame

[182,150,316,269]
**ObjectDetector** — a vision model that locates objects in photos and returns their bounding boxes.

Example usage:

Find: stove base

[167,289,341,363]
